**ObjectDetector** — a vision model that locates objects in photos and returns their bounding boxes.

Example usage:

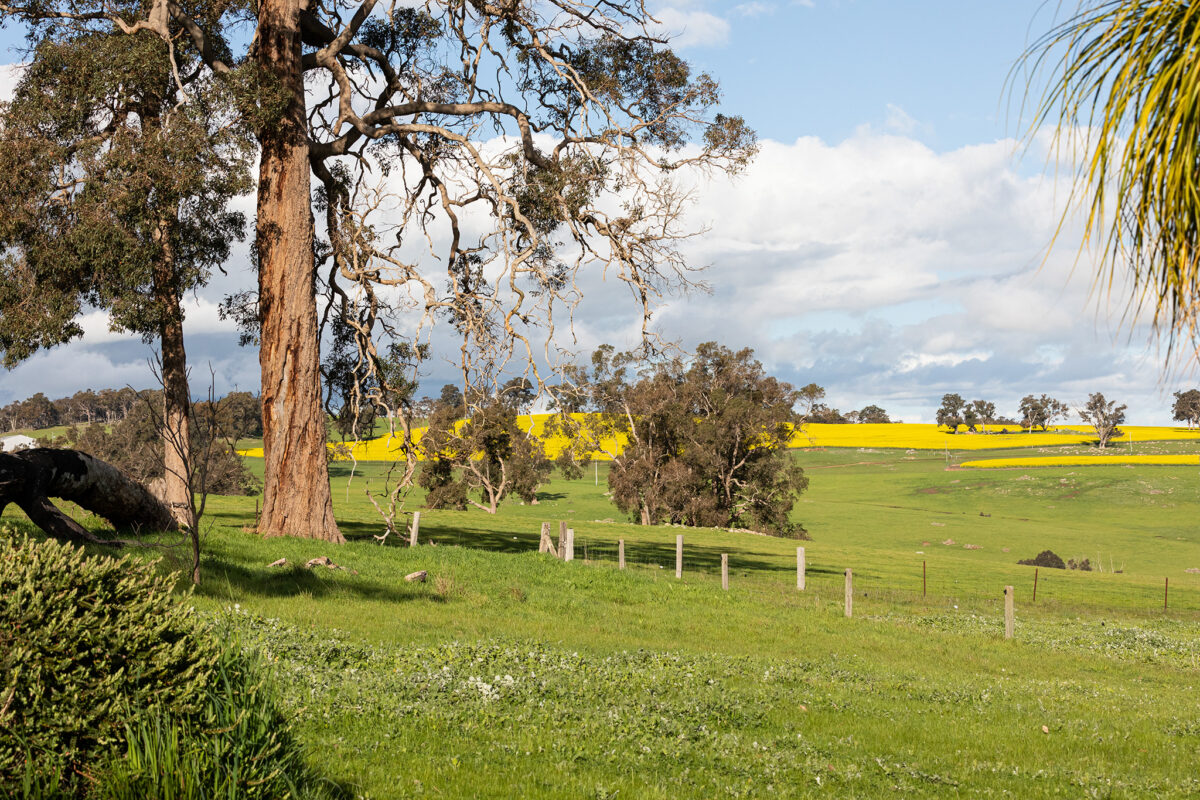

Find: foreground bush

[0,533,221,790]
[0,533,336,798]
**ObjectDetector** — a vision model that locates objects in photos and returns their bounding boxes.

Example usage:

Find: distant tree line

[796,384,892,424]
[936,391,1130,449]
[1,388,146,432]
[0,388,262,436]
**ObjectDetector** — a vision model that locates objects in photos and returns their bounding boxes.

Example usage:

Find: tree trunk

[0,448,178,545]
[153,224,194,530]
[254,0,343,542]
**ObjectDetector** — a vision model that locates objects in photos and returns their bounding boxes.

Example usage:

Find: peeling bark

[254,0,343,543]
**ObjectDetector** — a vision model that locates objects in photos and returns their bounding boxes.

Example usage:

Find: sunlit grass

[961,454,1200,469]
[13,445,1200,796]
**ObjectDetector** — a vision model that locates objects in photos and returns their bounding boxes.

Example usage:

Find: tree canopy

[560,343,807,537]
[0,0,756,541]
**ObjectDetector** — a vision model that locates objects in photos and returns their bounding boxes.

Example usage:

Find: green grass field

[9,441,1200,797]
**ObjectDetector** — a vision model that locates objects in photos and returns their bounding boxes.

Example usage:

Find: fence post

[1165,577,1169,611]
[1033,568,1039,603]
[844,569,853,618]
[922,560,926,597]
[676,534,683,579]
[721,553,729,591]
[618,539,626,570]
[558,521,568,559]
[565,529,575,562]
[797,547,806,591]
[409,511,420,547]
[538,522,555,556]
[1004,586,1014,639]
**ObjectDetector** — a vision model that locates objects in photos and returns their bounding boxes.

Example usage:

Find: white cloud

[0,63,25,103]
[0,63,1186,425]
[649,7,731,48]
[629,128,1185,424]
[883,103,919,136]
[734,2,775,17]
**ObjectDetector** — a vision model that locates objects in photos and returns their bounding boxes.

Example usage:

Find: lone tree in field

[1172,389,1200,428]
[0,0,755,542]
[0,30,250,527]
[1078,392,1126,449]
[970,400,996,432]
[560,343,808,536]
[935,394,966,433]
[1019,394,1069,432]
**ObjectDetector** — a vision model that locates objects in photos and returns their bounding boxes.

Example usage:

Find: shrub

[1017,549,1066,569]
[1067,558,1093,571]
[0,534,222,791]
[0,534,336,798]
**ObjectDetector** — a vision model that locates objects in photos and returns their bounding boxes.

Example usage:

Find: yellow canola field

[238,413,628,462]
[238,420,1200,462]
[789,423,1200,450]
[959,455,1200,469]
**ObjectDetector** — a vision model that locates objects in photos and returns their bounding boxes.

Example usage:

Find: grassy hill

[8,438,1200,796]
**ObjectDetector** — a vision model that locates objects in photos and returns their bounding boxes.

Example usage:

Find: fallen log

[0,448,178,546]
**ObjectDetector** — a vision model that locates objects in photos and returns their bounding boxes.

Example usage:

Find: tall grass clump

[96,640,339,800]
[0,532,336,798]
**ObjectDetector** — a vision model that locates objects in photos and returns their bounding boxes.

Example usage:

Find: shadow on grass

[195,557,443,604]
[338,514,825,576]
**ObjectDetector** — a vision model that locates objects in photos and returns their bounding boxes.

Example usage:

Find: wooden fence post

[409,511,420,547]
[844,569,853,617]
[1033,568,1039,603]
[564,529,575,562]
[1165,577,1169,611]
[1004,586,1014,639]
[558,521,568,558]
[676,534,683,579]
[922,560,926,597]
[618,539,626,570]
[721,553,729,591]
[797,547,806,591]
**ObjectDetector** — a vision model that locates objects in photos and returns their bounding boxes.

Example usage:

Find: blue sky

[0,1,1192,424]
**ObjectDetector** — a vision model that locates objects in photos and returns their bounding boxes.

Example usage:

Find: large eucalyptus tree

[0,28,251,533]
[0,0,756,542]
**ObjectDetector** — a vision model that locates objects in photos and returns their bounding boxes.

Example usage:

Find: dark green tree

[1172,389,1200,428]
[970,400,997,432]
[418,392,553,514]
[856,404,891,424]
[564,343,808,536]
[0,29,251,533]
[935,394,966,432]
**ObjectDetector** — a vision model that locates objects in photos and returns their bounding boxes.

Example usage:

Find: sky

[0,0,1192,424]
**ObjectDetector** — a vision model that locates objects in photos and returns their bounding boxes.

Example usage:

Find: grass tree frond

[1019,0,1200,359]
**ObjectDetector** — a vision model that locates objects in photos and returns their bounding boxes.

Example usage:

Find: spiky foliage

[1020,0,1200,353]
